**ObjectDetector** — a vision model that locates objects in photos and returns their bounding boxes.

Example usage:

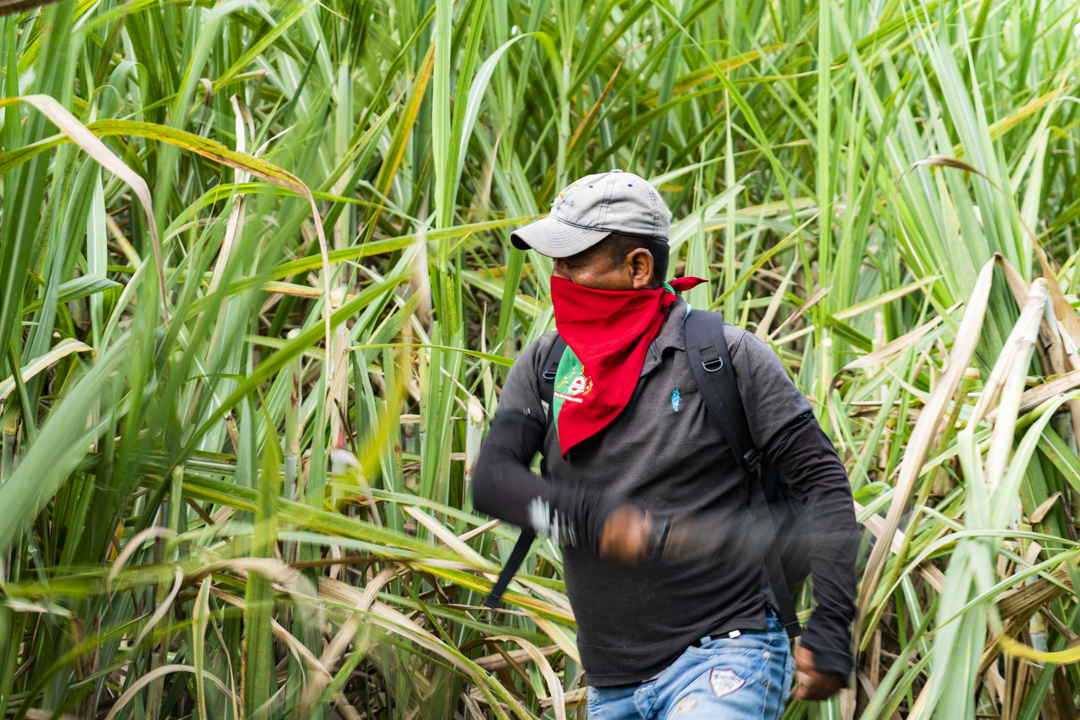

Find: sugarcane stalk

[284,328,302,502]
[328,324,350,510]
[0,415,15,485]
[464,395,484,498]
[0,415,14,583]
[283,328,301,564]
[985,279,1048,493]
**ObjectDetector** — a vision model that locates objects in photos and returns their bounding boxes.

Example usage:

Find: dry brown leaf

[856,501,945,592]
[839,310,952,374]
[0,0,63,17]
[985,370,1080,421]
[855,259,996,642]
[0,339,94,404]
[102,664,238,720]
[768,285,832,341]
[1036,244,1080,358]
[980,564,1077,674]
[486,635,567,720]
[1031,492,1064,524]
[474,644,560,671]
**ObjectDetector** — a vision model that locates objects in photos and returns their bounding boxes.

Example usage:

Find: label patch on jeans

[708,668,746,698]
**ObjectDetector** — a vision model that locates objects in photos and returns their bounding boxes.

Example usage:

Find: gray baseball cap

[510,170,672,258]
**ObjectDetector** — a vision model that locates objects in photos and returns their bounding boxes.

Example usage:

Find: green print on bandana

[552,345,592,435]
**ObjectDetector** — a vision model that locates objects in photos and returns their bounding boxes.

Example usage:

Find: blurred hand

[792,646,845,701]
[660,515,725,564]
[599,505,652,565]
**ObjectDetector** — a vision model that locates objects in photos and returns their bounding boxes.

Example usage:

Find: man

[472,169,858,719]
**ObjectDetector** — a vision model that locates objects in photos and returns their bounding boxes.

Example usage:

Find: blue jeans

[586,610,794,720]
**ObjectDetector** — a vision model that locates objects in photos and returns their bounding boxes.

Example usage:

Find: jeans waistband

[690,606,781,647]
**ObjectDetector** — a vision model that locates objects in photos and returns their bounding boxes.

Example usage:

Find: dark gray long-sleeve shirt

[473,299,858,686]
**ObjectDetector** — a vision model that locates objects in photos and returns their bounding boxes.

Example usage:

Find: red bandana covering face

[549,276,705,455]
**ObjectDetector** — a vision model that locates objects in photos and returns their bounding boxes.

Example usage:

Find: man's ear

[626,248,656,290]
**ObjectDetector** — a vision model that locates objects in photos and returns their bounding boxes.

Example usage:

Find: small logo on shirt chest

[671,388,681,412]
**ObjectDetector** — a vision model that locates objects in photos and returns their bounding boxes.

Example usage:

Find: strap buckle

[743,449,762,473]
[542,368,558,381]
[702,356,724,373]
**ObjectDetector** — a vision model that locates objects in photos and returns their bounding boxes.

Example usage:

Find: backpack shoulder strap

[539,334,567,425]
[481,526,536,609]
[684,310,800,635]
[684,310,760,475]
[482,334,566,610]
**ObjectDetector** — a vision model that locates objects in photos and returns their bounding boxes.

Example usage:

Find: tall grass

[0,0,1078,717]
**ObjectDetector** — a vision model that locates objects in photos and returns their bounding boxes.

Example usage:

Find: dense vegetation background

[0,0,1079,717]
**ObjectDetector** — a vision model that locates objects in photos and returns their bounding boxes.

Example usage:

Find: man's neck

[656,298,678,339]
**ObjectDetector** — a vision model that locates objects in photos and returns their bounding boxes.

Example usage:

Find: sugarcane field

[1,0,1080,718]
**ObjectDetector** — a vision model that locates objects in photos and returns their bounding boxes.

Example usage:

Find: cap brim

[510,216,610,258]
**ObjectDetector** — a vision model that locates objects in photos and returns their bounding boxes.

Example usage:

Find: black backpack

[483,309,811,637]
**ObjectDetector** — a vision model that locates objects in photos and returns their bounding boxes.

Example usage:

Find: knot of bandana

[549,276,705,455]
